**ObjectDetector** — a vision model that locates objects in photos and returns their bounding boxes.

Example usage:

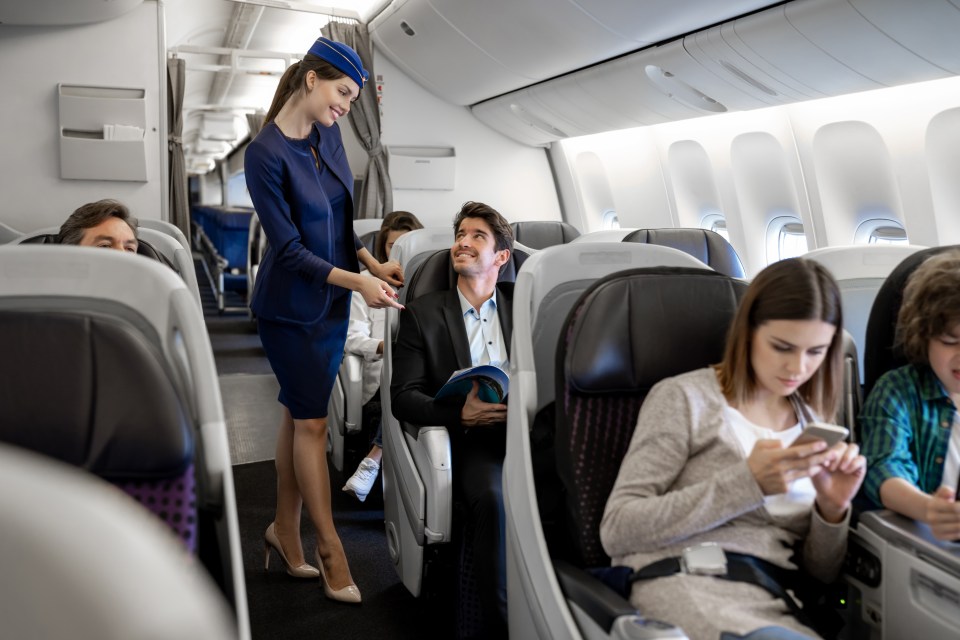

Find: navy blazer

[391,283,514,445]
[245,121,362,324]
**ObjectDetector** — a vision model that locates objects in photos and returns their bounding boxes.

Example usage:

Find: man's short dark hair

[452,201,513,253]
[58,199,138,245]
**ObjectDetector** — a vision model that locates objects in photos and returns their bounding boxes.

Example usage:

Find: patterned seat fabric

[554,267,748,567]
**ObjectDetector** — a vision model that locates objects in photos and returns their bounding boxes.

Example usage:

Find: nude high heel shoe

[315,548,362,604]
[264,522,320,579]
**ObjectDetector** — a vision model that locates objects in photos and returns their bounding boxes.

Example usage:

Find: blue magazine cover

[434,364,509,404]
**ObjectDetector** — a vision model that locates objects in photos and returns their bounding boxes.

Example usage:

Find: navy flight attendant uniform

[244,120,362,419]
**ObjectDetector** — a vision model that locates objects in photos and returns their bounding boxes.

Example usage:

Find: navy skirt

[258,294,349,420]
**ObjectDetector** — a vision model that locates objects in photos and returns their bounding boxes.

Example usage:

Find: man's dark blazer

[391,282,513,446]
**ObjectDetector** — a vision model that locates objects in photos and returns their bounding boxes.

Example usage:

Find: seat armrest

[553,560,687,638]
[404,424,452,543]
[553,560,637,632]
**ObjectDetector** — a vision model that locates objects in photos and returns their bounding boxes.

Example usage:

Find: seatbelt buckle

[680,542,727,576]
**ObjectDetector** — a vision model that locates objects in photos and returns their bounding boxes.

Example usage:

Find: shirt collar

[456,286,498,318]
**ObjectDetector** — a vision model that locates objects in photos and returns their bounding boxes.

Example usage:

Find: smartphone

[791,422,849,448]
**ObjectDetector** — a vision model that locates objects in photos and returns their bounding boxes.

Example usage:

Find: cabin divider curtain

[323,21,392,220]
[167,57,190,239]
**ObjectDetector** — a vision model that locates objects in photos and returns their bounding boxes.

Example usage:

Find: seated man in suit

[58,199,139,252]
[391,201,513,638]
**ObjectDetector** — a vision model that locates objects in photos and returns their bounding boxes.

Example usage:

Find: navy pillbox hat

[307,37,369,89]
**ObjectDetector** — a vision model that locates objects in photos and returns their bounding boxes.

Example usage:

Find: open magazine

[435,364,509,404]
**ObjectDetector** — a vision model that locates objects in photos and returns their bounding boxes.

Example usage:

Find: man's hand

[460,381,507,428]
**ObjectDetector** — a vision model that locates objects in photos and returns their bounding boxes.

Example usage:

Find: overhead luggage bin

[371,0,781,107]
[473,0,960,147]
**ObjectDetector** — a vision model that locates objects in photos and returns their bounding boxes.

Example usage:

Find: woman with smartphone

[601,258,865,640]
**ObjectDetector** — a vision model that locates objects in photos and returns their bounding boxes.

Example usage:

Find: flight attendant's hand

[370,260,404,287]
[359,275,403,310]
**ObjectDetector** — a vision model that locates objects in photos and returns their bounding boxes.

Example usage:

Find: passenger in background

[860,250,960,541]
[601,258,865,640]
[244,36,403,604]
[58,199,138,252]
[391,202,513,638]
[342,211,424,502]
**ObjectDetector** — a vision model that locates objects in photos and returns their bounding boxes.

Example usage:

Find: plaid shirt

[860,363,959,508]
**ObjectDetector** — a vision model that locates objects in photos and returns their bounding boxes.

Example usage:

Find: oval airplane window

[766,216,807,264]
[854,219,908,245]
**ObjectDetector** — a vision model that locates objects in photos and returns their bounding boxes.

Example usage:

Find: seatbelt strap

[630,553,806,620]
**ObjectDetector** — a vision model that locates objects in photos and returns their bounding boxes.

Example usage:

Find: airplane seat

[543,267,748,638]
[0,246,249,637]
[138,218,191,253]
[501,243,719,639]
[0,304,197,547]
[557,268,746,563]
[862,245,958,399]
[379,242,531,604]
[840,330,862,438]
[14,226,201,307]
[388,227,454,307]
[622,227,746,278]
[0,221,22,243]
[804,244,927,388]
[569,228,637,244]
[843,244,960,640]
[360,230,377,255]
[191,205,254,313]
[327,227,453,473]
[0,443,237,640]
[510,220,581,249]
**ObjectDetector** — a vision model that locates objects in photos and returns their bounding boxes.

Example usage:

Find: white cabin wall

[555,75,960,276]
[0,2,164,233]
[375,51,561,227]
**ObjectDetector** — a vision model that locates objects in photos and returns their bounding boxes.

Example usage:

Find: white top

[344,271,385,405]
[724,406,816,519]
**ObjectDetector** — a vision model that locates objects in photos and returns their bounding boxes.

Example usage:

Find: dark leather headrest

[404,247,529,303]
[565,268,748,394]
[0,310,192,479]
[511,221,581,250]
[622,228,745,278]
[863,245,960,397]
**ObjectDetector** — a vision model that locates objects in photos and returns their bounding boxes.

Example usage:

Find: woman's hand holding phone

[784,423,866,522]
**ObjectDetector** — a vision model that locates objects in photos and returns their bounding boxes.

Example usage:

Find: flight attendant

[245,36,403,604]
